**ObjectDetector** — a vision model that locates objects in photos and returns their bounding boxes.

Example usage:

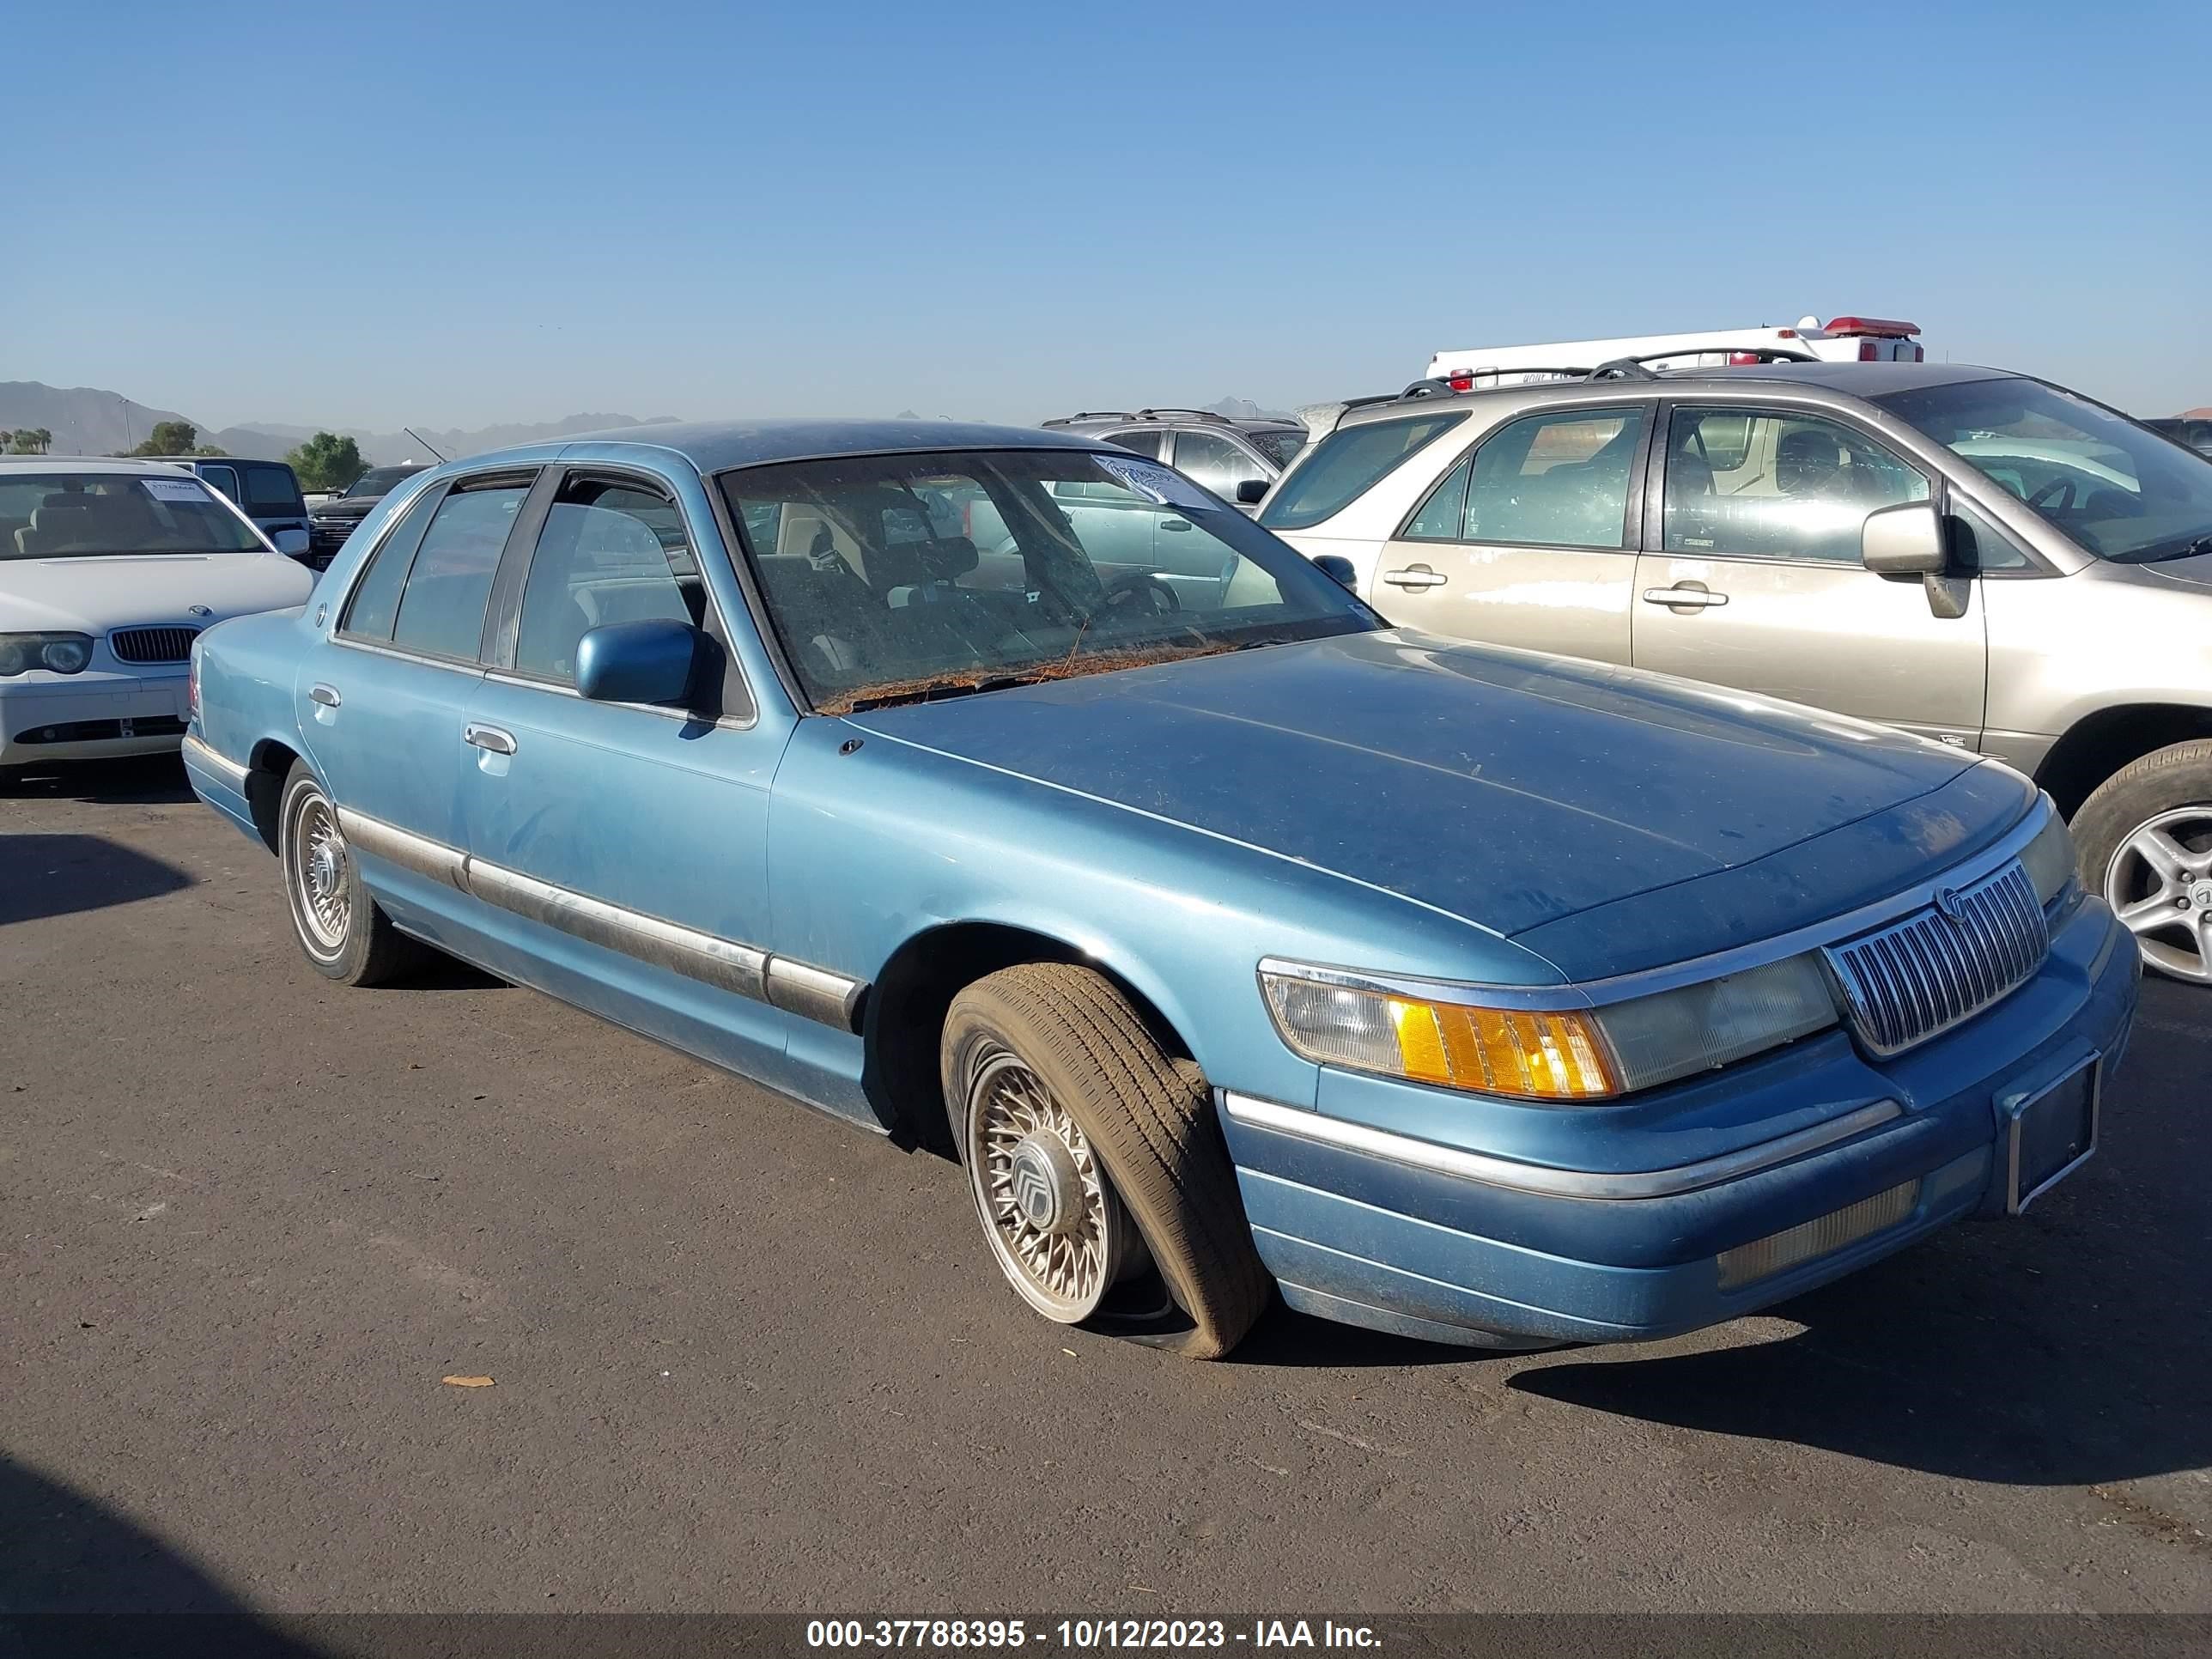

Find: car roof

[1332,361,2018,429]
[461,418,1110,476]
[0,456,198,476]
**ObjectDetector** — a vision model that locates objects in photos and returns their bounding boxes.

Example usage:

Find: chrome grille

[108,625,200,665]
[1823,860,2048,1056]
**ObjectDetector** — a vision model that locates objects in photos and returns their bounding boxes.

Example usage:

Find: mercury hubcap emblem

[1009,1133,1081,1236]
[311,841,343,897]
[2190,880,2212,912]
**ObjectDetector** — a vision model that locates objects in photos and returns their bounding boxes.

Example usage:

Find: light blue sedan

[184,421,2139,1358]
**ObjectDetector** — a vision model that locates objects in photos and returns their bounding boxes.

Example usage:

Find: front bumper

[1220,896,2140,1347]
[1,672,191,766]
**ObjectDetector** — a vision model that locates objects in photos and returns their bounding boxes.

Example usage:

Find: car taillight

[1727,351,1760,366]
[1446,371,1474,392]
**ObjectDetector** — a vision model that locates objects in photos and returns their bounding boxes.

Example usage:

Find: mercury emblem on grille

[1934,885,1969,923]
[187,605,212,617]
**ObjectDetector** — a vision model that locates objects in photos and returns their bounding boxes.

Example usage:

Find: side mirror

[1235,478,1269,506]
[1312,554,1358,590]
[576,619,703,707]
[272,526,310,557]
[1861,501,1946,576]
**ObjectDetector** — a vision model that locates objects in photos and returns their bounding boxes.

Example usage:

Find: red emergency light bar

[1825,316,1921,338]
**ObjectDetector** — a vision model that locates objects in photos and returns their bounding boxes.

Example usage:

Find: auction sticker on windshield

[142,478,214,503]
[1093,455,1213,511]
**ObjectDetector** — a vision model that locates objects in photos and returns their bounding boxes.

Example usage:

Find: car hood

[0,551,313,633]
[2132,550,2212,588]
[846,629,1991,944]
[312,494,384,521]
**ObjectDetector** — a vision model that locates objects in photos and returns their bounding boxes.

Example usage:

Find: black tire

[941,963,1271,1359]
[276,761,426,986]
[2071,738,2212,985]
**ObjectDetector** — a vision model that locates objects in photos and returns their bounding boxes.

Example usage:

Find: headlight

[2018,802,2079,908]
[1259,955,1838,1103]
[0,632,94,676]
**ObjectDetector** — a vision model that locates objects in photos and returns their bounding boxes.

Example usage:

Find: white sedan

[2,458,315,780]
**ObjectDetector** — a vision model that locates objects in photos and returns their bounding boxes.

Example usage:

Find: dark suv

[307,463,430,567]
[1041,409,1307,511]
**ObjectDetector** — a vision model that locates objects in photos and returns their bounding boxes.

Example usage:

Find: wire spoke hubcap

[963,1043,1139,1323]
[2106,806,2212,983]
[290,793,351,953]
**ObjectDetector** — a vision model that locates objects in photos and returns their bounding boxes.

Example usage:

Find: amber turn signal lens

[1386,997,1619,1100]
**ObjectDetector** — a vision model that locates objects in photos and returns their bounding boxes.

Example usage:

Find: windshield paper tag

[142,478,212,503]
[1092,455,1212,511]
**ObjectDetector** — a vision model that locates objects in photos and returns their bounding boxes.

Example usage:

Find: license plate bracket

[2005,1058,2100,1212]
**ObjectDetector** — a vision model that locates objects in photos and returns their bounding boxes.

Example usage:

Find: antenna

[404,427,449,463]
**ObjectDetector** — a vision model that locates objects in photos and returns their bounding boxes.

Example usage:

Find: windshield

[1249,428,1308,468]
[346,466,420,498]
[719,447,1379,713]
[0,473,264,559]
[1257,411,1467,532]
[1880,378,2212,564]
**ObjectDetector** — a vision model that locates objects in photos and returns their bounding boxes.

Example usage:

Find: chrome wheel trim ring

[2104,805,2212,984]
[963,1042,1135,1324]
[285,785,351,960]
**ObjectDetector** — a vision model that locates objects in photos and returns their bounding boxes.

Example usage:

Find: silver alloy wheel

[2104,805,2212,984]
[963,1042,1142,1323]
[285,785,352,961]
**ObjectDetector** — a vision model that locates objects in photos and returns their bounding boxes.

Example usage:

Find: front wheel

[941,963,1271,1358]
[2073,738,2212,985]
[277,762,427,986]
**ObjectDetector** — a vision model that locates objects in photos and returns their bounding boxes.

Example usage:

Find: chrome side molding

[1218,1091,1904,1200]
[334,805,864,1031]
[180,732,251,790]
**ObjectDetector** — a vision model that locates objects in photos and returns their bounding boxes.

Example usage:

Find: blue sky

[14,0,2209,430]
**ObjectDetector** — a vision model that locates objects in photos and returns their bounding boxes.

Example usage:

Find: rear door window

[390,478,532,660]
[196,464,241,501]
[1103,429,1164,459]
[1257,413,1465,532]
[243,464,305,513]
[1456,407,1647,548]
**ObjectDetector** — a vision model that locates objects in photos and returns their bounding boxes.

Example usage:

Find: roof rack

[1044,407,1268,429]
[1134,407,1238,425]
[1041,411,1143,427]
[1587,358,1661,380]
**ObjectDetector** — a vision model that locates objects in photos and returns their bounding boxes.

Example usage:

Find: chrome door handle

[1159,519,1191,532]
[1642,586,1729,608]
[308,683,342,708]
[464,723,517,756]
[1382,567,1448,590]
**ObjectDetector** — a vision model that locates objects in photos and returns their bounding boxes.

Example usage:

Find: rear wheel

[277,762,426,986]
[2073,739,2212,985]
[941,963,1271,1358]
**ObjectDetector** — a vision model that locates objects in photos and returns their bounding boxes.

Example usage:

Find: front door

[1632,404,1987,748]
[454,467,802,1091]
[1366,403,1651,665]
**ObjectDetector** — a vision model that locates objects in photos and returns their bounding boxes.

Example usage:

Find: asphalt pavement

[3,758,2209,1618]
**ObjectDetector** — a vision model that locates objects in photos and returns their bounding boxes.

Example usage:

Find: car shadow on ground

[0,1452,331,1655]
[0,755,198,805]
[1510,982,2209,1487]
[0,834,197,927]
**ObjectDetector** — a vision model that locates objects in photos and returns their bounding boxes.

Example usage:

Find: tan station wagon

[1264,361,2212,985]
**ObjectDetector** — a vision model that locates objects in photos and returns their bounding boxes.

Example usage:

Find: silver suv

[1262,361,2212,985]
[1042,408,1308,509]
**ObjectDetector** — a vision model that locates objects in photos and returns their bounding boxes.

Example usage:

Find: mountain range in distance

[2,381,1298,467]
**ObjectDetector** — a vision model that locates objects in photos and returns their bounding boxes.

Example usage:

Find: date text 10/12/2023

[805,1620,1382,1650]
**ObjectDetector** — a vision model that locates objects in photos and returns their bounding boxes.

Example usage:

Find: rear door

[1366,402,1652,664]
[1631,403,1986,747]
[301,469,538,933]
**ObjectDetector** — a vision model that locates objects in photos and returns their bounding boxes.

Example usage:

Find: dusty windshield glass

[1880,378,2212,563]
[720,447,1378,712]
[1249,429,1307,467]
[0,473,264,559]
